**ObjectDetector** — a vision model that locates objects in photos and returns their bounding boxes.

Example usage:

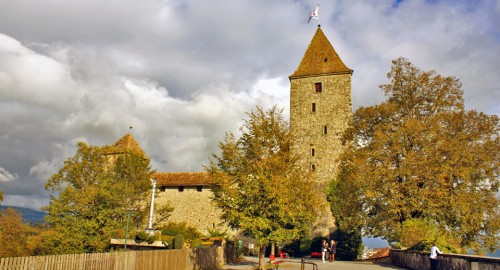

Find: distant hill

[487,249,500,258]
[0,205,47,224]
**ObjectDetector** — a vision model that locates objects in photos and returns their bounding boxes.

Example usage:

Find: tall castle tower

[289,25,353,236]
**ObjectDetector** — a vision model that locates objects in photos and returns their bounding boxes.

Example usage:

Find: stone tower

[289,25,353,237]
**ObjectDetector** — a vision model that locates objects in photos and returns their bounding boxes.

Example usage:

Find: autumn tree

[0,208,34,257]
[207,106,319,270]
[332,57,499,254]
[41,142,158,254]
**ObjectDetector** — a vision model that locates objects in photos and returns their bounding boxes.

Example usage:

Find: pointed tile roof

[290,26,352,79]
[109,133,147,157]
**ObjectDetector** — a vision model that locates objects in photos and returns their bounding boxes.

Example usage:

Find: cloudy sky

[0,0,499,210]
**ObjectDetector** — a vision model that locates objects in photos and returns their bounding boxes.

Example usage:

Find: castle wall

[154,187,227,235]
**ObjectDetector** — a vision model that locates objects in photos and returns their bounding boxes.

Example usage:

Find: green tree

[207,106,319,270]
[327,179,364,260]
[336,228,363,260]
[333,57,499,254]
[42,142,157,254]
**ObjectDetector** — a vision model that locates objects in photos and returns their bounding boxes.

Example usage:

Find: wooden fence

[0,246,236,270]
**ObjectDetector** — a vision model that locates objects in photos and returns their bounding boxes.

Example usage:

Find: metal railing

[300,258,319,270]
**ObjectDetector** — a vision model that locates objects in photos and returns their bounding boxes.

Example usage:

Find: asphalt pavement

[221,256,407,270]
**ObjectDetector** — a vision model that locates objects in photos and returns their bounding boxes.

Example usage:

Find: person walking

[328,239,336,262]
[321,239,328,263]
[430,243,442,270]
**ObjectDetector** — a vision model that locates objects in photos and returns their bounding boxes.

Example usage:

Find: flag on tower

[308,5,319,23]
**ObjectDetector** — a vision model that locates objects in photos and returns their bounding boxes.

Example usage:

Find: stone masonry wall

[290,73,352,237]
[390,249,500,270]
[154,187,229,236]
[290,73,352,184]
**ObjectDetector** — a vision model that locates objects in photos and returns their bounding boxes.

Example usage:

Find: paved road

[221,256,407,270]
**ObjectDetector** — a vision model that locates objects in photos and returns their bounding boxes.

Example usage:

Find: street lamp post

[145,178,156,234]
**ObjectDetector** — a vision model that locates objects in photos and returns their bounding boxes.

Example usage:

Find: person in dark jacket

[328,240,336,262]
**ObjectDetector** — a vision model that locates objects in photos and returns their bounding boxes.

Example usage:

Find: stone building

[108,133,226,236]
[290,25,352,187]
[152,172,226,235]
[289,25,353,237]
[109,25,352,238]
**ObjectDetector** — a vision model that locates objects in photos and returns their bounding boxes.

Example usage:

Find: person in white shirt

[430,243,442,270]
[321,239,328,263]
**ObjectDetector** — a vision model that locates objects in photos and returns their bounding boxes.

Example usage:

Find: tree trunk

[258,245,266,270]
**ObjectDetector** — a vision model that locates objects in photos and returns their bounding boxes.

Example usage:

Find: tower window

[312,103,316,112]
[311,164,316,171]
[314,82,322,93]
[311,148,315,156]
[324,58,328,62]
[178,186,184,192]
[323,126,328,134]
[196,186,202,192]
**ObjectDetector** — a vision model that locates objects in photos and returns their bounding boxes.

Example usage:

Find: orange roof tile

[290,26,352,79]
[152,172,213,187]
[107,134,147,158]
[364,247,391,260]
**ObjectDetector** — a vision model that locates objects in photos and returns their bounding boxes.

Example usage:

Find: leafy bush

[310,237,327,253]
[282,239,301,257]
[111,229,126,239]
[158,235,175,249]
[134,231,156,244]
[190,238,203,248]
[336,228,363,261]
[299,238,312,256]
[205,228,229,239]
[160,222,201,240]
[173,234,185,249]
[409,239,460,254]
[399,218,462,253]
[399,218,437,248]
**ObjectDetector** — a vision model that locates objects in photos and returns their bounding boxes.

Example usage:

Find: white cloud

[0,167,17,182]
[0,0,498,209]
[2,195,46,211]
[0,34,80,111]
[29,160,59,183]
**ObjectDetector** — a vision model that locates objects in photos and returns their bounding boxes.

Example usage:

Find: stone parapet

[390,249,500,270]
